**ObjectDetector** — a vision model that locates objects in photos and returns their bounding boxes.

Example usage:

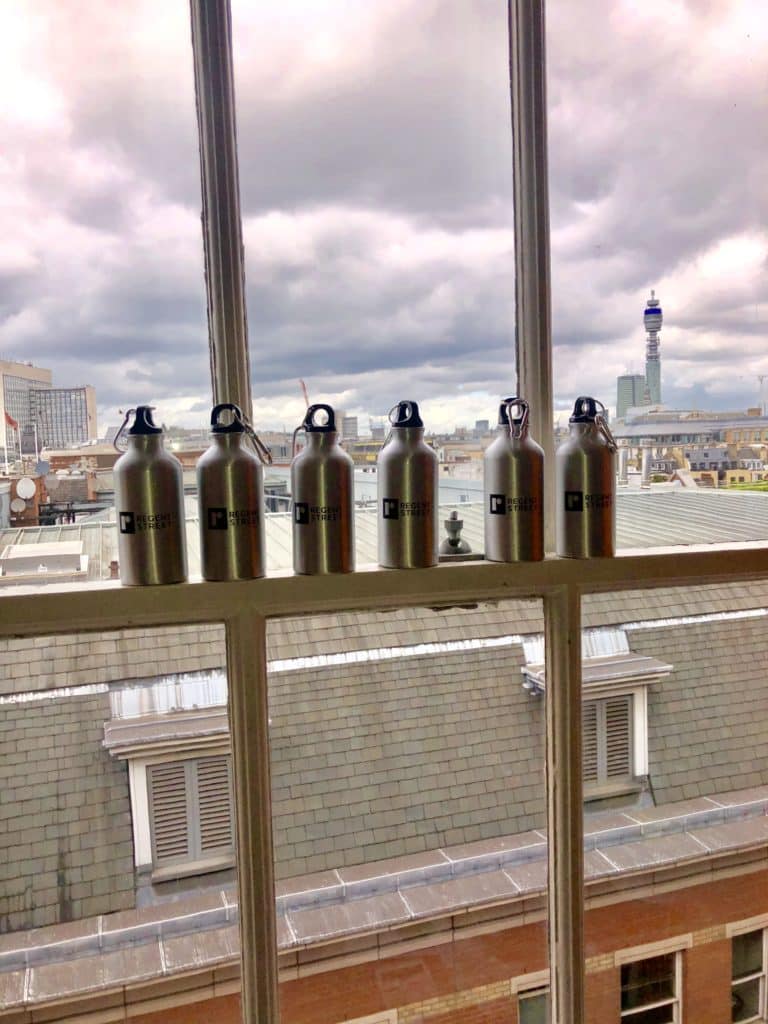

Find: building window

[620,952,681,1023]
[731,929,766,1023]
[518,987,550,1023]
[147,755,234,877]
[583,694,633,792]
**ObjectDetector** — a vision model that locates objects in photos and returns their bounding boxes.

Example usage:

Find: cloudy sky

[1,0,766,434]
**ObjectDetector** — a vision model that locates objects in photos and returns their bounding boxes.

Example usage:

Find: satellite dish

[10,497,26,513]
[45,475,60,492]
[16,477,35,499]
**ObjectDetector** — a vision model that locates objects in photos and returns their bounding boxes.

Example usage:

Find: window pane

[267,600,548,1023]
[621,955,675,1011]
[733,931,764,980]
[583,577,768,1021]
[621,1006,675,1024]
[732,978,761,1023]
[519,990,550,1024]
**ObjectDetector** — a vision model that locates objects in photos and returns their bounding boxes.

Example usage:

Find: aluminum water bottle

[377,400,438,569]
[556,396,617,558]
[197,403,267,581]
[113,406,187,585]
[291,404,354,574]
[484,397,544,562]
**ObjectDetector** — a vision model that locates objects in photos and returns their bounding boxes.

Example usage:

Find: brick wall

[0,691,134,932]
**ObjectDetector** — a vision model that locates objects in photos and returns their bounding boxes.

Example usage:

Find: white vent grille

[198,756,233,853]
[148,755,234,871]
[149,762,190,864]
[605,696,632,778]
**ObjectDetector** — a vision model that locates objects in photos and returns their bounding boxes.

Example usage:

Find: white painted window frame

[583,684,649,787]
[615,936,691,1024]
[128,744,232,872]
[0,4,766,1024]
[727,916,768,1024]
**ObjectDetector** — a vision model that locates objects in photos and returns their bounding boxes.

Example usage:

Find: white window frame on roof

[1,5,768,1024]
[128,746,234,879]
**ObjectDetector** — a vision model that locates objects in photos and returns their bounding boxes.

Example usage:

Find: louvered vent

[197,756,233,854]
[582,702,598,783]
[149,762,190,864]
[605,696,631,779]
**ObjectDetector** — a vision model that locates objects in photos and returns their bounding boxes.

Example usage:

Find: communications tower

[643,289,663,405]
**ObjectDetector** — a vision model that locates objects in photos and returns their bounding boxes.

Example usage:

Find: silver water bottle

[377,400,438,569]
[484,397,544,562]
[197,403,269,581]
[291,404,354,574]
[556,396,617,558]
[113,406,187,585]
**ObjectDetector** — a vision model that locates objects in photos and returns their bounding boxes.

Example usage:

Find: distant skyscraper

[341,415,358,441]
[1,358,52,460]
[644,289,663,405]
[30,386,98,449]
[616,374,646,420]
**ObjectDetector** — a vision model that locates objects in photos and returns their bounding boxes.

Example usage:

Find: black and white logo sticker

[382,498,400,520]
[564,491,584,512]
[207,507,228,530]
[294,502,310,525]
[489,493,506,515]
[119,512,136,534]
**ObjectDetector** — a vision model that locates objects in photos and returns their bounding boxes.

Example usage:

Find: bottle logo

[207,508,228,530]
[565,491,611,511]
[382,498,400,520]
[489,494,506,515]
[295,502,340,523]
[119,511,173,532]
[119,512,136,534]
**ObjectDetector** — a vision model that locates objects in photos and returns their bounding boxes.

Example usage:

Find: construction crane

[299,379,310,408]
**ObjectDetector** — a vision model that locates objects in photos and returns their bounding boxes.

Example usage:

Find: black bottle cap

[569,396,601,423]
[498,396,527,427]
[211,403,246,433]
[304,404,336,432]
[128,406,162,435]
[390,401,423,428]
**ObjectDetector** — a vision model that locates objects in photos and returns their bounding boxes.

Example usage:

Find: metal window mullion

[508,0,555,552]
[227,610,278,1024]
[545,584,585,1024]
[189,0,253,417]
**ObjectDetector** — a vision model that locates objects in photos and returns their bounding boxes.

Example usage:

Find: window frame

[142,750,235,880]
[1,3,767,1024]
[728,916,768,1023]
[619,950,682,1023]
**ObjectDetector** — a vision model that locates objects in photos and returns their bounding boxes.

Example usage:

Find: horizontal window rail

[0,543,767,637]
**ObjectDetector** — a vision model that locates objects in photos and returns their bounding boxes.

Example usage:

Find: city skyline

[0,0,766,434]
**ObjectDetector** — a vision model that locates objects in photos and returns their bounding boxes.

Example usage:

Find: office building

[29,385,97,449]
[0,358,52,460]
[616,373,646,420]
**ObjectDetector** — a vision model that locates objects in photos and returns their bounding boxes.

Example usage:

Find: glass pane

[267,599,547,1023]
[519,990,550,1024]
[0,622,240,1020]
[621,955,675,1011]
[732,978,761,1023]
[621,1005,675,1024]
[733,931,764,980]
[583,578,768,1022]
